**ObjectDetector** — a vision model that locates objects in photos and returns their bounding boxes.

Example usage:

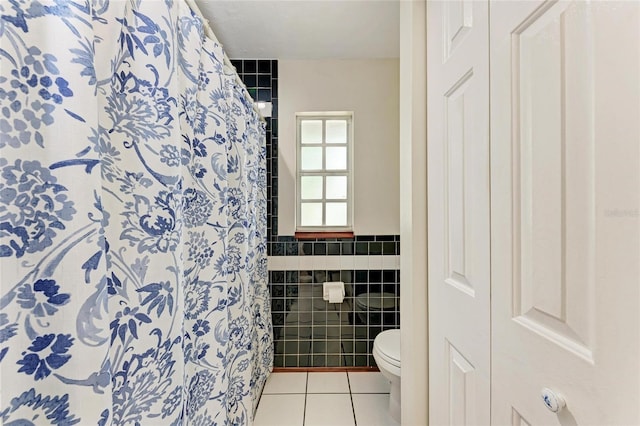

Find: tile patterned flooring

[254,372,400,426]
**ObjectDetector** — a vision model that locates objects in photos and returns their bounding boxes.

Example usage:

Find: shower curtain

[0,1,273,424]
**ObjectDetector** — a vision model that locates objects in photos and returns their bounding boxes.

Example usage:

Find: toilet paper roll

[328,287,344,303]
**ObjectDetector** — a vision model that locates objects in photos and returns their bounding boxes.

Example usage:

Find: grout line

[346,372,358,426]
[304,392,351,394]
[263,392,311,395]
[302,372,308,426]
[350,392,391,394]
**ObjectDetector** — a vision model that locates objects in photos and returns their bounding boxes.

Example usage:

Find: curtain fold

[0,1,272,424]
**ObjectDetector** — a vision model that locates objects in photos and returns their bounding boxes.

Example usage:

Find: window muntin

[296,113,353,231]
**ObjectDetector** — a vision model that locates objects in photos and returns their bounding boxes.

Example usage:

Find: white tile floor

[254,372,400,426]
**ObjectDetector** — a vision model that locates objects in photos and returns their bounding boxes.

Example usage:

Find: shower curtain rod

[183,0,266,123]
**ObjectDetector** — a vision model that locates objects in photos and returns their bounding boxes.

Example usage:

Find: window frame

[295,112,354,233]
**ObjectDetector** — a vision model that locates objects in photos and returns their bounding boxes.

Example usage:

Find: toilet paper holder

[323,281,345,303]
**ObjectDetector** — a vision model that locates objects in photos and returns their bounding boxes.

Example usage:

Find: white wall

[278,59,400,235]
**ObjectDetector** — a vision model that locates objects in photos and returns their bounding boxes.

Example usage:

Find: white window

[296,112,353,231]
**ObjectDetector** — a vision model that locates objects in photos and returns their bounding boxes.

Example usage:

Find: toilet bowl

[354,292,397,325]
[372,328,401,423]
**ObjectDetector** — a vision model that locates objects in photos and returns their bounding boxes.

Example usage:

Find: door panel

[511,409,533,426]
[512,0,595,359]
[447,341,478,424]
[427,1,491,424]
[491,1,640,424]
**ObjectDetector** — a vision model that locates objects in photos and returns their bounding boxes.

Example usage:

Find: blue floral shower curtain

[0,1,273,424]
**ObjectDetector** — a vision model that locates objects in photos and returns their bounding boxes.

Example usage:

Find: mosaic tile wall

[269,266,400,368]
[230,59,279,241]
[232,59,400,368]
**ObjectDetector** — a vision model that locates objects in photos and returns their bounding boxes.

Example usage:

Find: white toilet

[372,328,401,422]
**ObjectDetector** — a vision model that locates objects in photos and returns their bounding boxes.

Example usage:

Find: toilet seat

[373,329,401,369]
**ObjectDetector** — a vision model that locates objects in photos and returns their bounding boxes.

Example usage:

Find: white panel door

[491,1,640,424]
[427,1,491,424]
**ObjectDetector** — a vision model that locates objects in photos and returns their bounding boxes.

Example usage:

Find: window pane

[301,202,323,226]
[326,120,347,144]
[325,147,347,170]
[301,147,323,170]
[326,176,347,199]
[301,120,323,144]
[326,202,347,226]
[301,176,323,200]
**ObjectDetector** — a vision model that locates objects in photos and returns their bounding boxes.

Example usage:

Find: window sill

[294,231,355,240]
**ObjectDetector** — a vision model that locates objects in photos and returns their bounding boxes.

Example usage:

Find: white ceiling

[195,1,400,59]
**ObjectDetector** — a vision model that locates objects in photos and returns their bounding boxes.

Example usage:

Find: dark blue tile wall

[232,59,400,368]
